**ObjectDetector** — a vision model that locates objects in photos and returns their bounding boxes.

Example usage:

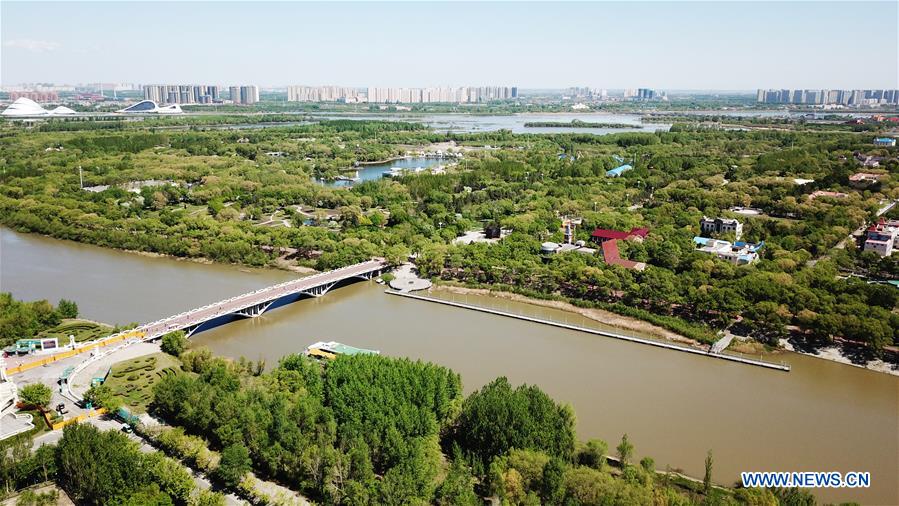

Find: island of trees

[523,119,638,129]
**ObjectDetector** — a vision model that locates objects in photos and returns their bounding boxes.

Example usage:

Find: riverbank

[434,284,899,376]
[432,284,703,347]
[779,339,898,376]
[391,290,790,371]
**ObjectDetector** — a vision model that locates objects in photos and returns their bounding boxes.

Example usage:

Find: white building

[863,219,899,257]
[700,216,743,240]
[116,100,183,114]
[693,237,763,265]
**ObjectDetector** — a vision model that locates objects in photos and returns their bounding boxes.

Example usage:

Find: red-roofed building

[600,240,646,271]
[590,226,649,270]
[590,227,649,244]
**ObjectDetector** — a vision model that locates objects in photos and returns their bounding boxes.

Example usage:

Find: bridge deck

[140,258,386,339]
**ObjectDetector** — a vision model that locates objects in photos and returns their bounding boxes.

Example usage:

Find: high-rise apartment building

[756,88,899,106]
[143,84,221,104]
[287,86,363,102]
[229,85,259,105]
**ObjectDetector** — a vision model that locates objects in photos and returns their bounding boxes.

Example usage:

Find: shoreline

[432,284,703,347]
[433,284,899,376]
[779,339,898,376]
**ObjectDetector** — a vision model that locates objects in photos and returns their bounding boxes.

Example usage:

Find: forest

[0,117,897,359]
[143,346,798,505]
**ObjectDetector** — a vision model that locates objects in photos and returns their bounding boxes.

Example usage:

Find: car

[120,423,133,433]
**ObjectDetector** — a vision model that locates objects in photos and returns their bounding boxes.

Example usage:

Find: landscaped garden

[102,353,181,413]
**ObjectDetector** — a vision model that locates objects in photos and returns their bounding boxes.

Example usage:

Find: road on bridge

[137,258,387,340]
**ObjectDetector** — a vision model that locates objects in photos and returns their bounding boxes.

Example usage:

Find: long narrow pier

[386,290,791,372]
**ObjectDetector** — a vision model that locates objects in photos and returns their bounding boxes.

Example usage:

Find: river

[1,228,896,504]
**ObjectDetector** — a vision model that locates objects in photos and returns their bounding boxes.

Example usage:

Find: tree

[55,424,150,504]
[616,434,634,468]
[216,444,251,488]
[576,439,608,470]
[18,383,52,410]
[189,489,226,506]
[83,383,121,413]
[703,450,714,493]
[160,330,187,357]
[540,457,566,505]
[434,455,478,506]
[57,299,79,319]
[455,377,576,468]
[145,451,195,503]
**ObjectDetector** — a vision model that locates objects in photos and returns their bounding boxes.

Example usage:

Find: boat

[304,341,380,360]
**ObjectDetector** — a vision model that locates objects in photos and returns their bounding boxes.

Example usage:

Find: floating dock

[385,290,791,372]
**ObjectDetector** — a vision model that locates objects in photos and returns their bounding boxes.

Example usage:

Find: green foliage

[83,384,122,413]
[216,444,251,488]
[0,293,62,348]
[56,299,79,319]
[576,439,608,470]
[454,377,576,468]
[616,433,634,467]
[55,423,193,505]
[17,384,52,409]
[324,354,462,471]
[434,455,479,506]
[160,330,187,357]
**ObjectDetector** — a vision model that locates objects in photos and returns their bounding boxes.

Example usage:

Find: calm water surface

[1,229,896,504]
[317,157,449,188]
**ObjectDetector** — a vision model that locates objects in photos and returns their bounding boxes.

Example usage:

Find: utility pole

[79,166,83,188]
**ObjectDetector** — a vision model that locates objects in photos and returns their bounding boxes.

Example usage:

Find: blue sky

[2,1,897,89]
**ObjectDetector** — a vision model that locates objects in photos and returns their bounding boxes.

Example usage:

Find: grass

[38,319,114,343]
[103,352,181,413]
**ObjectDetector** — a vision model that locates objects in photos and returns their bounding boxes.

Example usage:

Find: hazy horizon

[2,1,897,89]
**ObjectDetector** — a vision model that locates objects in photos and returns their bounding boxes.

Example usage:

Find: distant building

[873,137,896,147]
[863,219,899,257]
[143,84,220,104]
[756,88,899,106]
[700,216,743,240]
[230,85,259,105]
[8,91,58,102]
[116,100,183,114]
[808,190,849,200]
[848,172,883,188]
[606,164,633,177]
[693,237,763,265]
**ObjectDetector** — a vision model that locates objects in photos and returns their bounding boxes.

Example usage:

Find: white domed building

[1,97,50,116]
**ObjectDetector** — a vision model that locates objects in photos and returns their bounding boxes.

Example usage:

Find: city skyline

[2,1,897,89]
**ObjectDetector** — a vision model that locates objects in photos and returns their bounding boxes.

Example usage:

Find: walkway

[387,290,790,372]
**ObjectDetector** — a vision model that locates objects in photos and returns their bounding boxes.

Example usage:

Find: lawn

[103,353,181,413]
[38,319,114,344]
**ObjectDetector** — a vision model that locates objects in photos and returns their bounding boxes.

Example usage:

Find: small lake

[315,156,451,188]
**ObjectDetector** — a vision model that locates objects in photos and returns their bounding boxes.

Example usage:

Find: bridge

[142,258,388,339]
[4,259,388,377]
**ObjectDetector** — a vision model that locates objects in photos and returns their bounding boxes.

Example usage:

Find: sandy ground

[433,285,701,346]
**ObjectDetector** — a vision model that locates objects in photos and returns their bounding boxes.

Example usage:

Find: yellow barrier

[4,330,145,376]
[48,408,108,430]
